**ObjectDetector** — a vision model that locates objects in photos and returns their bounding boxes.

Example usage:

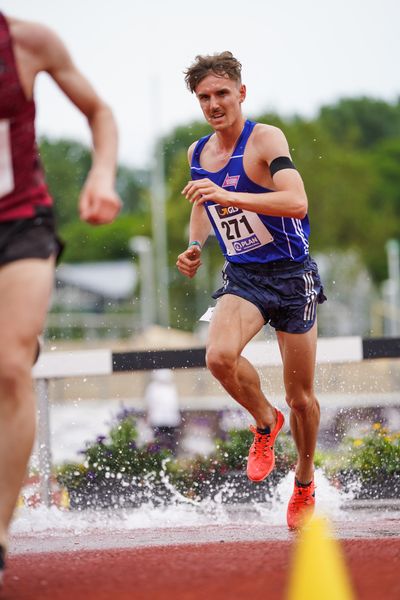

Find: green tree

[60,215,151,263]
[39,137,150,263]
[40,97,400,329]
[318,97,400,149]
[39,137,91,226]
[40,137,148,224]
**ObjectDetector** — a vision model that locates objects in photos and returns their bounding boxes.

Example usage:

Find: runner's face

[195,73,245,131]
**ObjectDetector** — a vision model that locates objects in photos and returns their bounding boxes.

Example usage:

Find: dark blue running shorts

[212,256,327,334]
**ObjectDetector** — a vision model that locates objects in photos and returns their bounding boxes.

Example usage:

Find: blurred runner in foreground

[0,12,121,585]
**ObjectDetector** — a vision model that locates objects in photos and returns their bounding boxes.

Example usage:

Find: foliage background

[40,96,400,330]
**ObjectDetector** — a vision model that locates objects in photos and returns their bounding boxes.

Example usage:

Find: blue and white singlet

[190,119,310,265]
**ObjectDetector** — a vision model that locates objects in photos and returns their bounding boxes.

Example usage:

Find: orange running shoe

[287,477,316,531]
[246,408,285,482]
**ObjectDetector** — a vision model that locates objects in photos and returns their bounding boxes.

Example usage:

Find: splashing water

[11,469,358,537]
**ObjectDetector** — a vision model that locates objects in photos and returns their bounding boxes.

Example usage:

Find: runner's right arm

[18,19,122,224]
[176,202,211,278]
[176,143,212,279]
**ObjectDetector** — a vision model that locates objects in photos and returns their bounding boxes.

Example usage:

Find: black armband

[269,156,296,177]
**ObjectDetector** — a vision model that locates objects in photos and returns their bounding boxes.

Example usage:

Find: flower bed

[324,423,400,499]
[57,415,298,509]
[57,415,400,508]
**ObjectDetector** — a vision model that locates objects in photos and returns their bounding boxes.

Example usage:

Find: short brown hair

[184,51,242,93]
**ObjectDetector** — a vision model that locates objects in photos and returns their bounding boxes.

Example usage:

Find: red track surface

[2,538,400,600]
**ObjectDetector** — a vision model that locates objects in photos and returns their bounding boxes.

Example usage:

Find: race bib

[208,204,273,256]
[0,120,14,199]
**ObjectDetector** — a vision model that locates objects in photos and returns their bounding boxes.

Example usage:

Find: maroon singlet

[0,12,52,222]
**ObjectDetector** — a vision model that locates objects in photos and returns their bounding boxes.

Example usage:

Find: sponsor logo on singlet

[215,205,241,219]
[222,173,240,189]
[233,235,261,253]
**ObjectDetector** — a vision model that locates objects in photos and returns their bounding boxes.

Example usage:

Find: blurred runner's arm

[36,24,122,224]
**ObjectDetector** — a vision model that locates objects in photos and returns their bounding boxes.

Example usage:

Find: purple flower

[147,443,161,454]
[116,406,140,422]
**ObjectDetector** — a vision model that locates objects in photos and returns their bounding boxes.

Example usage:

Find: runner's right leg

[205,294,276,428]
[206,294,284,481]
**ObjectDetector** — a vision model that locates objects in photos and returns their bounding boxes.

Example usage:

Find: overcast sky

[3,0,399,169]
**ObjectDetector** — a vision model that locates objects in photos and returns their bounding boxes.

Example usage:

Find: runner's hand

[182,178,232,207]
[79,180,122,225]
[176,245,202,278]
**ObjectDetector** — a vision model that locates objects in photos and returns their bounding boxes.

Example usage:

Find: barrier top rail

[32,336,400,380]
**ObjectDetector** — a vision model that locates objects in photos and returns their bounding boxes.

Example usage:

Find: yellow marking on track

[287,516,354,600]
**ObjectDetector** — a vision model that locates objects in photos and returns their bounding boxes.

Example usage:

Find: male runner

[0,13,121,583]
[177,51,326,530]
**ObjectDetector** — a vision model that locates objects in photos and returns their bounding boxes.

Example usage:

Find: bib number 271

[220,214,253,240]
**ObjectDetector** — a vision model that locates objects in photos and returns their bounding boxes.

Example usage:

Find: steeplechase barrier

[32,335,400,506]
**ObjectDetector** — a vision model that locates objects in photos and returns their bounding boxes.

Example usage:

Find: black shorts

[0,206,64,267]
[212,256,327,334]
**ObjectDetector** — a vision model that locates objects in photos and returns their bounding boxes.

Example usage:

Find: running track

[2,520,400,600]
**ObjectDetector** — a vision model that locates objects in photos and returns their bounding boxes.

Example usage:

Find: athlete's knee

[0,350,32,391]
[286,388,317,413]
[206,345,237,378]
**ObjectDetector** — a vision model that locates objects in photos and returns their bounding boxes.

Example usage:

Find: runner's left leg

[277,323,320,484]
[0,257,54,547]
